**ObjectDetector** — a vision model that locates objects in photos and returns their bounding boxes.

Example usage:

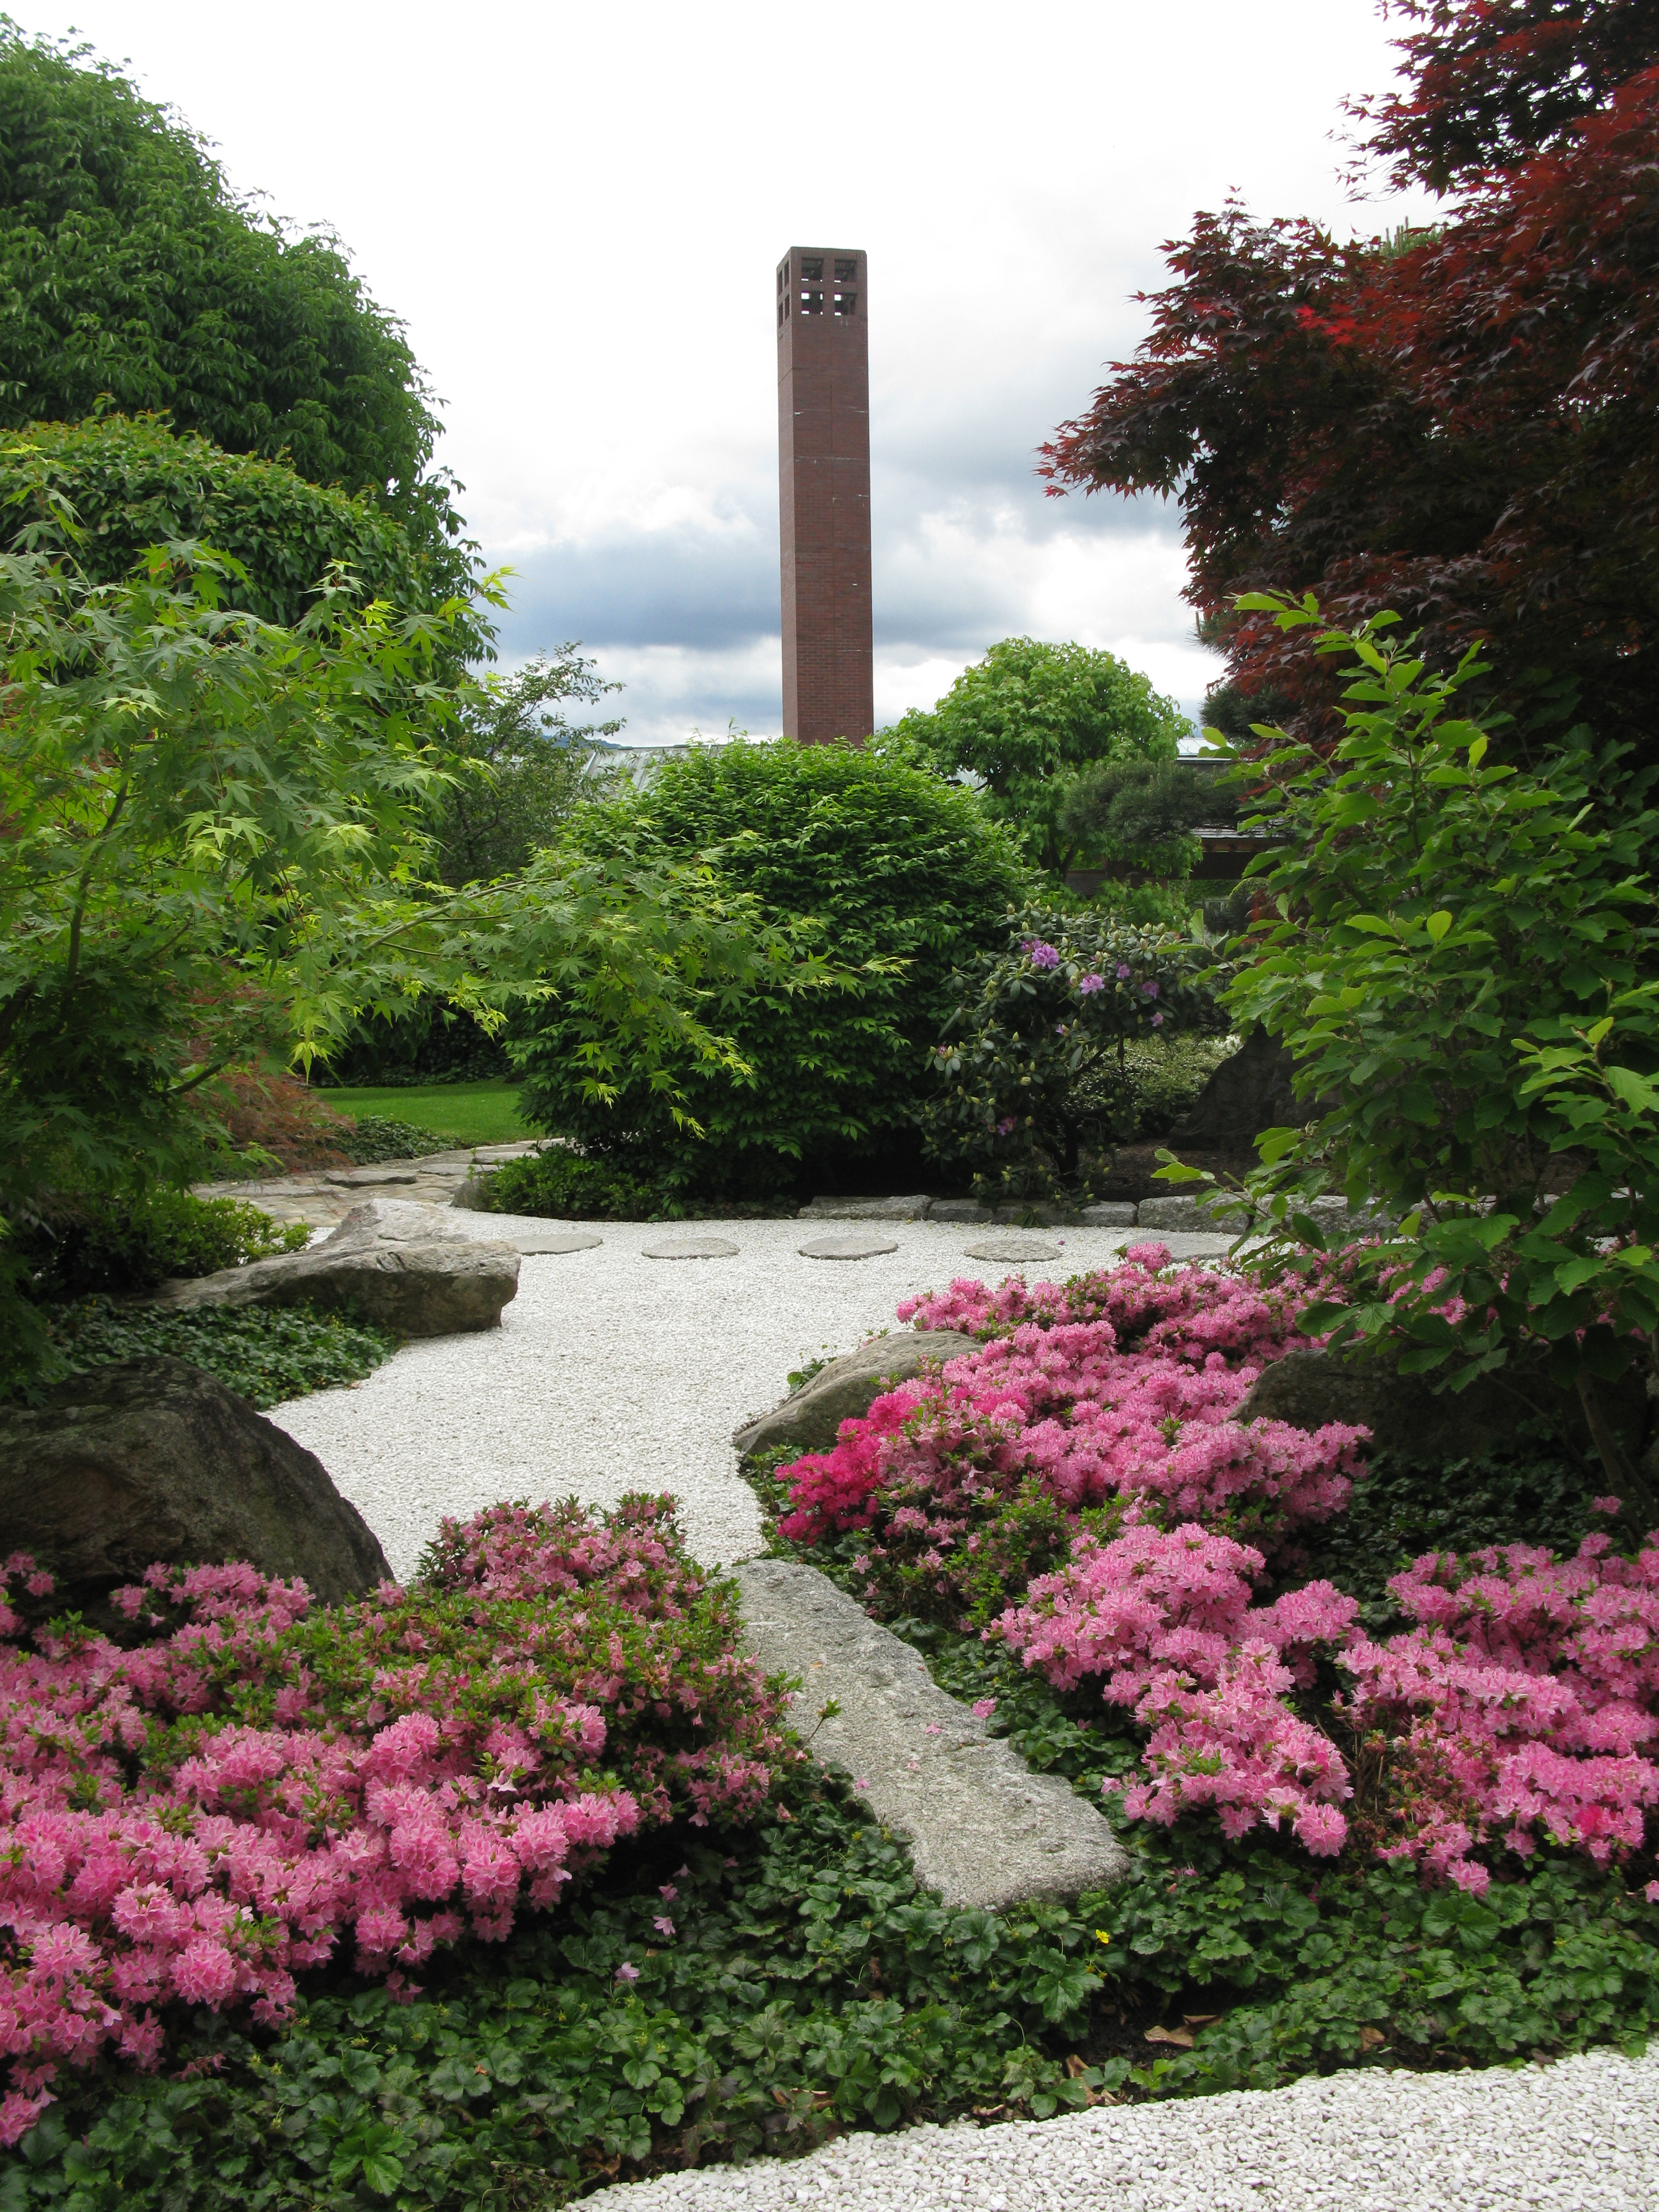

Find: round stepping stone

[641,1237,740,1259]
[962,1235,1063,1264]
[514,1228,602,1254]
[797,1234,900,1260]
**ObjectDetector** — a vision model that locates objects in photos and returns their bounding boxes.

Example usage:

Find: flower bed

[775,1245,1659,1900]
[0,1497,796,2145]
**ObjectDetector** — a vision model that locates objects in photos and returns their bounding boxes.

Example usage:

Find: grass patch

[317,1081,530,1149]
[33,1296,400,1408]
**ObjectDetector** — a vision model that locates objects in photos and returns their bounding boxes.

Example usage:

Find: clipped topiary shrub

[513,742,1031,1200]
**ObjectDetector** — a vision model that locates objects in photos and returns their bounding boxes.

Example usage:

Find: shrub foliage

[514,742,1030,1199]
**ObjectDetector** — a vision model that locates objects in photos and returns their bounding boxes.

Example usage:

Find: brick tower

[776,247,873,743]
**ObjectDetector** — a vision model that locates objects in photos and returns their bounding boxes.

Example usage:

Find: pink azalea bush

[778,1247,1366,1606]
[776,1249,1659,1898]
[0,1496,796,2146]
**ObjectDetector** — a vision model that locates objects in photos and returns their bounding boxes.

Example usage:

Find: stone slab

[641,1237,740,1259]
[926,1198,994,1222]
[798,1196,933,1221]
[513,1228,603,1255]
[324,1167,419,1186]
[733,1559,1130,1912]
[962,1236,1063,1264]
[798,1235,900,1260]
[1078,1202,1138,1227]
[1135,1192,1251,1233]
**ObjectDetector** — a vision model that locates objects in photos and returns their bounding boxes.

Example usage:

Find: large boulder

[1170,1024,1332,1152]
[1237,1345,1646,1465]
[152,1198,519,1337]
[734,1330,982,1460]
[0,1358,392,1635]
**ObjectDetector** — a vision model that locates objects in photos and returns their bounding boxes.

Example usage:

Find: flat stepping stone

[513,1228,602,1255]
[733,1559,1129,1912]
[641,1237,739,1259]
[963,1235,1063,1263]
[798,1235,899,1261]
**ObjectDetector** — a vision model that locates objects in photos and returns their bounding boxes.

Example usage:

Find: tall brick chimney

[776,247,873,744]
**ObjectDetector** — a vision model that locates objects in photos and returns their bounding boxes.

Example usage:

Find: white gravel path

[583,2043,1659,2212]
[267,1214,1151,1580]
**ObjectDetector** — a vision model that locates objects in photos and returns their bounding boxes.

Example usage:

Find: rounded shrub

[512,742,1030,1200]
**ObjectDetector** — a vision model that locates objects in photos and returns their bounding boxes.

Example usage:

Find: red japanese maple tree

[1042,2,1659,761]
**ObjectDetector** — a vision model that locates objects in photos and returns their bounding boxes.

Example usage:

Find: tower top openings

[776,248,873,743]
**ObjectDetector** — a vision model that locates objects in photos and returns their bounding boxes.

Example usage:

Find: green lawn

[322,1079,532,1147]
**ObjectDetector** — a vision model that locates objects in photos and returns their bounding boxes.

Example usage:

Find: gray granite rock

[151,1199,519,1337]
[798,1235,900,1261]
[1078,1201,1138,1227]
[0,1358,392,1638]
[797,1196,933,1221]
[733,1330,981,1460]
[734,1559,1130,1911]
[927,1198,995,1222]
[1135,1191,1251,1233]
[962,1236,1063,1264]
[448,1173,498,1211]
[641,1237,740,1259]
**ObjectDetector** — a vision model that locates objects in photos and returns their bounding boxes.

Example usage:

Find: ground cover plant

[755,1245,1659,2086]
[19,1298,400,1410]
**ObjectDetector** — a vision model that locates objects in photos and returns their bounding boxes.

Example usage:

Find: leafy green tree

[1163,596,1659,1525]
[432,648,626,886]
[891,639,1190,878]
[1058,756,1235,878]
[514,742,1032,1199]
[0,25,468,589]
[0,546,807,1386]
[0,415,493,658]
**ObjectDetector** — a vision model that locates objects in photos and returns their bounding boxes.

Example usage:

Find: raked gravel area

[581,2042,1659,2212]
[266,1213,1167,1580]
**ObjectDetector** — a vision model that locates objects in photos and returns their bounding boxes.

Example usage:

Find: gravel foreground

[582,2043,1659,2212]
[267,1213,1154,1578]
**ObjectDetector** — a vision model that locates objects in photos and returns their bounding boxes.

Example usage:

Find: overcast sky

[24,1,1430,743]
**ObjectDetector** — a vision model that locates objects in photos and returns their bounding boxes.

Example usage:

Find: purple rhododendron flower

[1115,963,1131,979]
[1142,979,1160,998]
[1152,1011,1165,1027]
[997,1116,1016,1136]
[1029,942,1061,969]
[1078,973,1105,994]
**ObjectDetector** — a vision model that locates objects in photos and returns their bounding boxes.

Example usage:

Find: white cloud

[23,0,1435,742]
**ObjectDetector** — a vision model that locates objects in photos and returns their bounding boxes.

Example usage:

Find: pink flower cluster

[0,1498,794,2145]
[998,1516,1659,1888]
[1338,1535,1659,1893]
[782,1249,1363,1559]
[785,1249,1659,1892]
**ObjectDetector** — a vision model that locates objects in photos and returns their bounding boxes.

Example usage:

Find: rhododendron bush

[774,1248,1659,1903]
[0,1496,794,2146]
